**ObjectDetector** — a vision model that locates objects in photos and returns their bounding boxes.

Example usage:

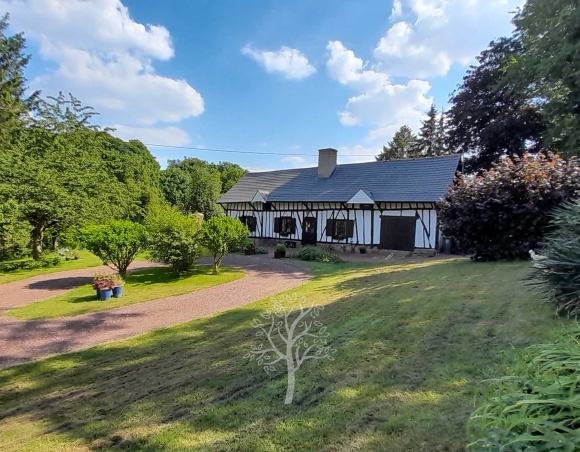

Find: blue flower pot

[96,289,101,300]
[99,289,113,301]
[112,286,123,298]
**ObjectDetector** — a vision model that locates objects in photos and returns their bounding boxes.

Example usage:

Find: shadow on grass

[0,259,573,451]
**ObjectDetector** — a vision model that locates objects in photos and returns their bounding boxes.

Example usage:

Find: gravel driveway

[0,255,312,368]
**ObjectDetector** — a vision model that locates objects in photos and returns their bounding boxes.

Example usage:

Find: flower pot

[244,249,256,255]
[99,289,113,301]
[112,286,123,298]
[96,289,101,300]
[274,250,286,259]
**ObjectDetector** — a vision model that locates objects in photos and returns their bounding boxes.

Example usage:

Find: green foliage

[447,38,546,172]
[80,221,147,278]
[532,201,580,316]
[200,216,248,272]
[467,329,580,452]
[244,241,256,251]
[255,246,268,254]
[414,105,451,157]
[514,0,580,157]
[438,153,580,261]
[295,246,343,263]
[0,200,29,260]
[210,161,247,193]
[275,244,286,252]
[147,204,203,274]
[376,125,418,161]
[2,255,60,273]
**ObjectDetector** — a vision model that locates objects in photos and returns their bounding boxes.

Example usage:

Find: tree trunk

[52,235,58,251]
[32,223,44,260]
[284,352,296,404]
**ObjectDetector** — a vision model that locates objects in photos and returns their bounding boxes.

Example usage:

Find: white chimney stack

[318,148,337,178]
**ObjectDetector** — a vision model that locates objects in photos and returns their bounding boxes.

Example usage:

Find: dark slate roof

[218,154,460,203]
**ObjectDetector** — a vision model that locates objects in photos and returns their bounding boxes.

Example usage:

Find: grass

[0,258,574,451]
[6,265,245,320]
[0,251,150,285]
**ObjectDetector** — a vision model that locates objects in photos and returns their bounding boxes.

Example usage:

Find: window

[263,202,272,211]
[274,216,296,236]
[239,216,257,232]
[325,219,354,240]
[359,204,374,210]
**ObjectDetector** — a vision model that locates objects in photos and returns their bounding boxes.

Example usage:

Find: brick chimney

[318,148,337,178]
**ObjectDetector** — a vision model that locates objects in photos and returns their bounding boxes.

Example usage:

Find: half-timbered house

[218,148,460,251]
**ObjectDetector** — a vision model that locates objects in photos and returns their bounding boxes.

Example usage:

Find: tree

[81,220,147,278]
[246,294,336,404]
[376,126,419,161]
[513,0,580,157]
[0,94,127,259]
[0,14,39,146]
[437,153,580,261]
[210,162,247,193]
[200,216,248,272]
[147,204,203,274]
[414,105,439,157]
[0,200,29,261]
[447,38,546,172]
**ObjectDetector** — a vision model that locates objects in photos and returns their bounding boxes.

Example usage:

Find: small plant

[295,246,344,263]
[275,244,286,259]
[92,273,115,290]
[275,244,286,252]
[255,246,268,254]
[111,274,125,288]
[245,241,256,250]
[73,251,80,260]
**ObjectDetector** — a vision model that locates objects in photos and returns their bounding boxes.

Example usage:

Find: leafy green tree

[437,153,580,261]
[200,216,248,272]
[0,94,126,259]
[513,0,580,157]
[147,204,203,273]
[376,125,419,161]
[0,200,29,260]
[210,162,247,193]
[447,38,546,172]
[81,220,147,278]
[0,14,39,146]
[414,105,439,157]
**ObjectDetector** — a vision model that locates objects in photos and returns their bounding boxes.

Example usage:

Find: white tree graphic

[245,294,336,404]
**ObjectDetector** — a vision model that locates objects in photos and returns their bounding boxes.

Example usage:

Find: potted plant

[93,273,114,301]
[274,244,286,259]
[73,251,80,260]
[244,241,256,255]
[111,274,124,298]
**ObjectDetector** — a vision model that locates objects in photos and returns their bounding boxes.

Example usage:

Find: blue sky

[2,0,522,171]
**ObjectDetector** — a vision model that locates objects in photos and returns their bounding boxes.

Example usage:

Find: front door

[302,217,317,246]
[379,216,416,251]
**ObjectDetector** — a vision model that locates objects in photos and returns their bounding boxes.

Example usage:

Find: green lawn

[0,259,573,451]
[6,265,245,320]
[0,251,152,285]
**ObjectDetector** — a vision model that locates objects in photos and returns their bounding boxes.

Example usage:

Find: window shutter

[274,217,281,233]
[325,219,334,237]
[290,218,297,234]
[346,220,354,238]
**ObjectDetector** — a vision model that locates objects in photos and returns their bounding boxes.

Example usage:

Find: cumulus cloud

[2,0,204,126]
[110,125,191,147]
[374,0,523,78]
[281,156,305,165]
[242,44,316,80]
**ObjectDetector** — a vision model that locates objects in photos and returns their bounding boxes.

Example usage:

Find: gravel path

[0,256,312,368]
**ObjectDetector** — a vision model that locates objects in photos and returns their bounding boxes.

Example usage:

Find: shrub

[275,244,286,252]
[294,246,343,263]
[1,256,61,273]
[92,272,115,290]
[531,200,580,316]
[255,246,268,254]
[438,153,580,261]
[147,204,203,274]
[80,221,147,278]
[200,216,248,272]
[245,241,256,251]
[467,329,580,452]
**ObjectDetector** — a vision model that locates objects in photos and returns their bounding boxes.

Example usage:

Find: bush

[200,217,248,272]
[80,221,147,278]
[245,241,256,251]
[467,329,580,452]
[147,204,203,274]
[438,153,580,261]
[294,246,343,263]
[531,200,580,316]
[255,246,268,254]
[2,256,61,273]
[275,244,286,252]
[0,200,30,261]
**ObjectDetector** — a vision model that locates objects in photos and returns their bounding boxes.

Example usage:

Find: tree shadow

[26,276,93,291]
[0,259,572,451]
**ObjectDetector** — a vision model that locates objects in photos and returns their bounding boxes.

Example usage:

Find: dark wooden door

[302,217,317,246]
[379,216,416,251]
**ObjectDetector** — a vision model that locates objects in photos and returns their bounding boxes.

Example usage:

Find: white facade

[223,201,439,250]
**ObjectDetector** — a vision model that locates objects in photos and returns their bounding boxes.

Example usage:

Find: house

[218,148,460,251]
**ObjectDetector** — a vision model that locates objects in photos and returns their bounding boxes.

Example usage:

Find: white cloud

[326,41,431,142]
[281,156,305,165]
[2,0,204,125]
[374,0,523,78]
[242,44,316,80]
[110,125,191,147]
